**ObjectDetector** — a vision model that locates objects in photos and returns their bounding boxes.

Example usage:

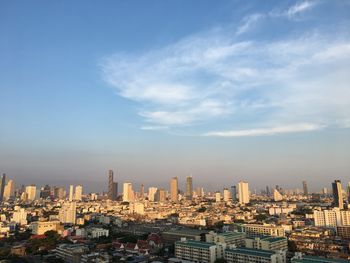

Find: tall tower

[231,185,237,201]
[3,180,14,200]
[140,184,144,200]
[332,180,344,209]
[302,181,308,196]
[26,185,37,201]
[59,202,76,224]
[75,185,83,201]
[238,181,250,205]
[186,176,193,200]
[123,183,134,202]
[0,174,6,201]
[108,170,114,200]
[69,185,74,201]
[170,177,178,202]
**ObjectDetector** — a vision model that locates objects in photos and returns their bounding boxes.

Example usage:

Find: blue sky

[1,0,349,192]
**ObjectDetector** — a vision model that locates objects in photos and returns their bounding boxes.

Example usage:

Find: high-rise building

[69,185,74,201]
[26,185,37,201]
[108,170,114,200]
[170,177,178,202]
[140,184,144,200]
[123,183,134,202]
[59,202,76,224]
[75,185,83,201]
[274,189,283,201]
[54,187,65,199]
[215,191,221,202]
[223,188,231,202]
[302,181,308,196]
[347,182,350,203]
[266,186,270,196]
[3,179,14,200]
[148,187,157,202]
[40,185,51,199]
[332,180,344,209]
[155,188,166,202]
[186,176,193,200]
[231,185,237,201]
[238,181,250,205]
[0,174,6,201]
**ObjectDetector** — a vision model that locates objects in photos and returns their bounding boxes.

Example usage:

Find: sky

[1,0,350,193]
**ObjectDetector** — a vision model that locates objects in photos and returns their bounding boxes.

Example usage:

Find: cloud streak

[203,123,323,137]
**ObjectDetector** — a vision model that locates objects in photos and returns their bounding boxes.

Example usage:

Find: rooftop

[226,247,276,258]
[292,256,350,263]
[176,240,215,249]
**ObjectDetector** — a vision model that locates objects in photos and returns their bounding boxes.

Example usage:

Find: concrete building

[74,185,83,201]
[69,185,74,201]
[170,177,178,202]
[238,181,249,204]
[245,236,288,251]
[314,208,350,227]
[55,244,88,263]
[155,188,166,202]
[30,220,62,235]
[225,247,286,263]
[223,188,231,202]
[291,253,349,263]
[3,179,14,200]
[0,174,6,201]
[148,187,157,202]
[59,202,76,224]
[332,180,344,209]
[205,231,245,247]
[237,224,285,237]
[123,183,134,202]
[175,240,225,263]
[273,189,283,202]
[215,191,221,202]
[25,185,37,201]
[12,207,27,225]
[186,176,193,200]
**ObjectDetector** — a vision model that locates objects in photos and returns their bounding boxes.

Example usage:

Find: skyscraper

[223,188,230,202]
[3,180,14,200]
[170,177,178,202]
[274,188,283,201]
[26,185,37,201]
[332,180,344,209]
[75,185,83,201]
[140,184,144,200]
[238,181,250,205]
[186,176,193,200]
[69,185,74,201]
[231,185,237,201]
[302,181,308,196]
[0,174,6,201]
[148,187,157,202]
[123,183,134,202]
[108,170,118,200]
[155,188,166,202]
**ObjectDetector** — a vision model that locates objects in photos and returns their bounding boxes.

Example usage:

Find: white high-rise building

[215,192,221,202]
[59,202,76,224]
[69,185,74,201]
[314,208,350,227]
[148,187,158,202]
[170,177,178,202]
[12,207,27,225]
[123,183,134,202]
[75,185,83,201]
[3,180,14,200]
[26,185,37,201]
[223,188,231,202]
[274,189,283,201]
[238,181,250,204]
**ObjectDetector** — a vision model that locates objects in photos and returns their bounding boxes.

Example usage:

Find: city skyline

[1,0,350,189]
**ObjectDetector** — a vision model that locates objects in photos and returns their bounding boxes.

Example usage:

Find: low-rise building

[245,236,288,251]
[205,231,245,246]
[30,220,62,235]
[225,247,286,263]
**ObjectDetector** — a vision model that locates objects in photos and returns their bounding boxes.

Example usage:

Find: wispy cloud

[203,123,323,137]
[101,1,350,136]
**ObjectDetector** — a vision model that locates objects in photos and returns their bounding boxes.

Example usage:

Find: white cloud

[204,123,323,137]
[236,14,264,35]
[101,1,350,136]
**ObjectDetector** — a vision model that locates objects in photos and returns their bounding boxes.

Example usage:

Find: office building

[3,179,14,200]
[26,185,37,201]
[302,181,308,196]
[238,181,250,204]
[223,188,230,202]
[0,174,6,201]
[69,185,74,201]
[107,170,118,201]
[75,185,83,201]
[273,189,283,201]
[186,176,193,200]
[140,184,144,200]
[123,183,134,202]
[332,180,344,209]
[231,185,237,201]
[215,191,221,202]
[148,187,157,202]
[40,185,51,199]
[59,202,76,224]
[170,177,178,202]
[155,188,166,202]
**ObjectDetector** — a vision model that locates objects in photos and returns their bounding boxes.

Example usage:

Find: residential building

[170,177,178,202]
[225,247,286,263]
[245,236,288,251]
[238,181,249,204]
[205,231,245,247]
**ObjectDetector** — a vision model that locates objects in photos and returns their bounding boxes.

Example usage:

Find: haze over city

[1,0,350,192]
